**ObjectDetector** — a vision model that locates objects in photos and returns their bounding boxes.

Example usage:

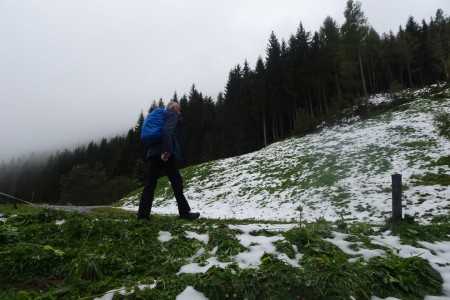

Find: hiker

[137,100,200,221]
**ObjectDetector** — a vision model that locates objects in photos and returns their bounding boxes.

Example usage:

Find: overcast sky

[0,0,448,162]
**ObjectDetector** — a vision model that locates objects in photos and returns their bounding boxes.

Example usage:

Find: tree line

[1,1,449,205]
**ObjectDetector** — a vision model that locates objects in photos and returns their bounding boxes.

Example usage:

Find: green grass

[0,203,44,214]
[411,171,450,186]
[0,207,446,299]
[429,155,450,167]
[3,85,450,299]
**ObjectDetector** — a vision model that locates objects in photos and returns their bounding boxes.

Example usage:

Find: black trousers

[138,156,191,218]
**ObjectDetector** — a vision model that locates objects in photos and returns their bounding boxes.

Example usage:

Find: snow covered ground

[114,86,450,300]
[94,222,450,300]
[121,87,450,224]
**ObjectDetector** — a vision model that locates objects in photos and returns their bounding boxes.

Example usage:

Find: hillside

[2,84,450,300]
[120,85,450,224]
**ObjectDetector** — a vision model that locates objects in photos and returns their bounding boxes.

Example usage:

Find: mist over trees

[1,1,449,205]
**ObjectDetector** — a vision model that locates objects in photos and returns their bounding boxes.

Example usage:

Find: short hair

[166,100,180,110]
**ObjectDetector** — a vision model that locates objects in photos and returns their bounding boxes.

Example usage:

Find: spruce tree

[340,0,370,100]
[265,31,283,141]
[319,16,342,101]
[429,9,450,82]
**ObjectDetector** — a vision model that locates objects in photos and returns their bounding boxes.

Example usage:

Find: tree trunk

[272,113,277,141]
[278,111,283,137]
[359,51,368,98]
[263,114,267,147]
[322,86,328,115]
[441,56,450,82]
[308,88,314,117]
[333,64,342,99]
[292,98,298,131]
[317,88,323,117]
[358,51,369,114]
[399,66,404,86]
[407,62,413,87]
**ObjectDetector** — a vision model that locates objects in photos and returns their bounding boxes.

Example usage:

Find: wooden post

[392,173,402,221]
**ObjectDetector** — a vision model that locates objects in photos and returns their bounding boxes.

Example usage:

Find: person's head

[166,101,181,114]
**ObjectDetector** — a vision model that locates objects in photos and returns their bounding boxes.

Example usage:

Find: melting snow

[114,88,450,299]
[157,231,173,242]
[176,286,208,300]
[121,89,450,225]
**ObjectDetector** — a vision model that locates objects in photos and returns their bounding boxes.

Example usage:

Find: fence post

[392,173,402,221]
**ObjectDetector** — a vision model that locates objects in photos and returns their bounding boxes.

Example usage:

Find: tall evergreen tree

[285,23,313,131]
[340,0,370,100]
[319,16,342,100]
[182,85,206,164]
[265,31,284,141]
[380,31,399,88]
[429,9,450,82]
[364,27,384,92]
[158,98,165,108]
[252,57,269,147]
[397,22,419,87]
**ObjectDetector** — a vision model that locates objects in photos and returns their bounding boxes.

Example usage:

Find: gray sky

[0,0,448,162]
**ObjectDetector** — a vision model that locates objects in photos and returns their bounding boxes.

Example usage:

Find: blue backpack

[141,108,167,147]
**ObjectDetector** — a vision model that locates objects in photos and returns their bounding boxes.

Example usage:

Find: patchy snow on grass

[55,219,66,225]
[94,282,157,300]
[176,286,208,300]
[325,231,386,260]
[121,88,450,225]
[185,231,209,244]
[115,87,450,300]
[157,231,173,243]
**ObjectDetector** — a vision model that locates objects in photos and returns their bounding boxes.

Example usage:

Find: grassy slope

[0,206,449,299]
[119,84,450,224]
[1,84,450,300]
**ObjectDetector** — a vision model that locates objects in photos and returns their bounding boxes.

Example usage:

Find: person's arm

[162,112,177,156]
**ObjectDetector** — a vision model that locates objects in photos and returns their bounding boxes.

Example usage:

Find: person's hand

[161,151,171,161]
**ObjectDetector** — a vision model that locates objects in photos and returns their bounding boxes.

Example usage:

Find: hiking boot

[180,212,200,221]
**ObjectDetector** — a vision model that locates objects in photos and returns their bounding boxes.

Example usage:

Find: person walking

[137,100,200,221]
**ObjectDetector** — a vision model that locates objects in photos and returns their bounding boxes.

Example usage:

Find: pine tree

[397,21,420,87]
[265,31,283,141]
[252,57,268,147]
[286,23,312,130]
[182,85,206,164]
[319,16,342,100]
[365,27,384,92]
[340,0,370,101]
[148,100,158,113]
[380,31,399,89]
[171,91,179,103]
[158,98,165,108]
[222,64,244,155]
[429,9,450,82]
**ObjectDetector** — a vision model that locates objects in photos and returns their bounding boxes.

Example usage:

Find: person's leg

[137,157,162,219]
[163,157,191,216]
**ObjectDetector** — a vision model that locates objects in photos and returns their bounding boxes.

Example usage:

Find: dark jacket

[146,109,182,161]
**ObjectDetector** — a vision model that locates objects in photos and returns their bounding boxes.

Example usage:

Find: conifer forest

[1,1,449,206]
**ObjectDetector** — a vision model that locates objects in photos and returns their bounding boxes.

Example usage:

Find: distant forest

[1,1,449,205]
